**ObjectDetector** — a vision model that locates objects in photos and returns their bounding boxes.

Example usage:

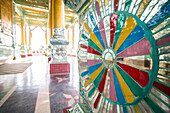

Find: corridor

[0,56,79,113]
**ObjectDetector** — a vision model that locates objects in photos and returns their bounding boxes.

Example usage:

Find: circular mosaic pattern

[80,11,158,105]
[78,0,170,112]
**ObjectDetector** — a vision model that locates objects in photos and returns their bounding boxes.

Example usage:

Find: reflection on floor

[0,56,79,113]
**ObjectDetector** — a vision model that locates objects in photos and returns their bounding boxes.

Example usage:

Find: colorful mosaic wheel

[78,0,170,112]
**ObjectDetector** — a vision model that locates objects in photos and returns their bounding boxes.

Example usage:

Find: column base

[50,62,70,77]
[48,57,51,62]
[27,54,32,56]
[20,55,26,58]
[13,57,16,60]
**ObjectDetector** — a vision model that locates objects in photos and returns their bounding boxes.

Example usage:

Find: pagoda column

[67,29,69,42]
[21,22,24,45]
[29,28,31,47]
[44,30,48,55]
[45,31,48,48]
[20,21,26,58]
[72,20,78,52]
[50,0,70,76]
[48,0,54,40]
[72,26,74,46]
[25,26,28,55]
[47,0,53,60]
[25,27,27,45]
[28,27,32,56]
[71,25,74,53]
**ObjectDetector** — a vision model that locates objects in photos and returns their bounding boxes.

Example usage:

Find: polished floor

[0,56,79,113]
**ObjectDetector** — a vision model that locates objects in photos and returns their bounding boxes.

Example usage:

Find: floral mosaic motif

[78,0,170,112]
[53,46,67,59]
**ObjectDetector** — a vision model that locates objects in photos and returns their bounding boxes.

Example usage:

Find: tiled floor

[0,56,79,113]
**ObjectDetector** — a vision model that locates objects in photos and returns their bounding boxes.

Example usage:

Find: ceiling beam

[29,23,47,27]
[24,7,47,14]
[29,19,46,23]
[64,10,77,15]
[25,14,47,19]
[64,15,72,18]
[14,1,48,10]
[24,11,47,17]
[15,16,21,20]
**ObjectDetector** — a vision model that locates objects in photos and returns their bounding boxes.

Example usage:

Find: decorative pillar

[45,31,48,48]
[51,0,54,38]
[28,27,32,56]
[25,26,28,55]
[72,26,74,45]
[50,0,70,76]
[67,29,69,42]
[71,25,74,53]
[47,0,53,60]
[13,2,16,60]
[21,22,24,45]
[25,27,27,45]
[20,21,26,58]
[45,31,48,55]
[29,28,31,46]
[48,0,54,39]
[66,29,70,55]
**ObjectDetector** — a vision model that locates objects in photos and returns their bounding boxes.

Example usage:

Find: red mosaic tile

[50,63,70,74]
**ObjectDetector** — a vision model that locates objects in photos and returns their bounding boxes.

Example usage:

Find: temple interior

[0,0,169,113]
